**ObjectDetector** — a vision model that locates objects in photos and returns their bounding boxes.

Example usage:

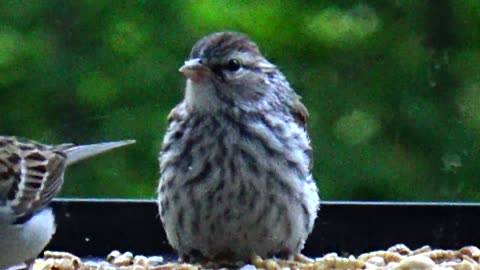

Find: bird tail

[64,140,136,166]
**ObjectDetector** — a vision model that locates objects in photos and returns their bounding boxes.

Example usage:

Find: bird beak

[179,58,209,81]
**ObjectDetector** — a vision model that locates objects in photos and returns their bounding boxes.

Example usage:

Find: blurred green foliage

[0,0,479,201]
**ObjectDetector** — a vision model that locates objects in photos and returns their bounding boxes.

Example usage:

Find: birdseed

[32,244,480,270]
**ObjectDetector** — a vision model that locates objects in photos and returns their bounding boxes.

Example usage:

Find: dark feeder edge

[47,199,480,259]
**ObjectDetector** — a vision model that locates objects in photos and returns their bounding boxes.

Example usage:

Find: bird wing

[0,137,134,223]
[167,101,187,123]
[0,137,67,222]
[291,96,309,129]
[290,97,314,170]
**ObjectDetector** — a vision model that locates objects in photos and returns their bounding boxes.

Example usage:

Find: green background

[1,0,479,201]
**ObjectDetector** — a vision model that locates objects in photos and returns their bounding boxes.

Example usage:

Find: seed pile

[33,244,480,270]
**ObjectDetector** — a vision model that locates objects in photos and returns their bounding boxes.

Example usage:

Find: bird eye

[225,59,241,72]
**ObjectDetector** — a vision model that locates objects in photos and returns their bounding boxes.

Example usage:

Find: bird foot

[24,259,35,270]
[293,253,314,263]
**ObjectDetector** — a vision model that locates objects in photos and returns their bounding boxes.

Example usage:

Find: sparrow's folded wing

[0,137,67,223]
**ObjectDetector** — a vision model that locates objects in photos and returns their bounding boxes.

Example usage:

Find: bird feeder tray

[47,199,480,257]
[39,199,480,269]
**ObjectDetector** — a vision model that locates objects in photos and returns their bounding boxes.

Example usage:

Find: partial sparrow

[0,136,135,270]
[158,32,319,261]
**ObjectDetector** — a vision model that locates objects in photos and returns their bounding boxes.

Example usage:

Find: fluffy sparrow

[158,31,319,261]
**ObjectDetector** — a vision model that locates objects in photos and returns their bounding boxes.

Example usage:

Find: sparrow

[0,136,135,270]
[158,31,319,261]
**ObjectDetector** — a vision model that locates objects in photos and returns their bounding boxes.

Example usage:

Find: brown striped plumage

[0,137,69,223]
[158,32,320,262]
[0,136,135,270]
[190,32,261,60]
